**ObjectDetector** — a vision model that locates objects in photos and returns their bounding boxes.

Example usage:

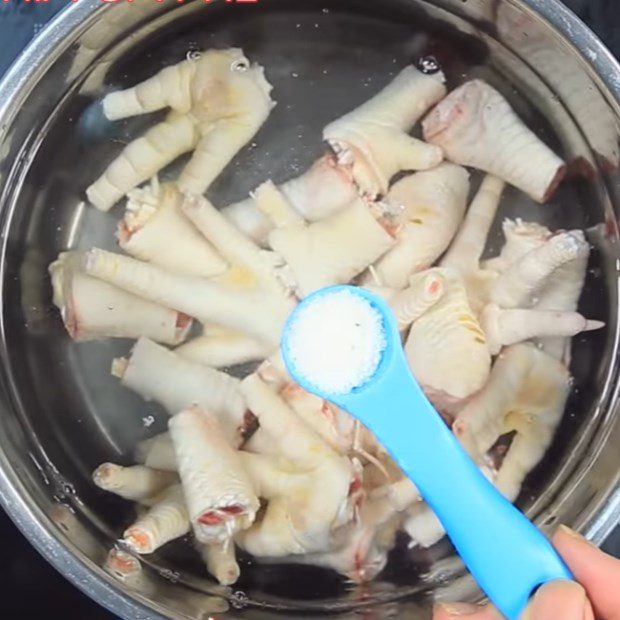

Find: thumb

[520,580,594,620]
[552,524,620,619]
[433,602,502,619]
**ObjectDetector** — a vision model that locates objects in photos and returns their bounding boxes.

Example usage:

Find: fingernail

[436,602,480,616]
[558,524,594,546]
[558,524,584,539]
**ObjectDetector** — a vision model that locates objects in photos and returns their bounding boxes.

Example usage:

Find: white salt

[287,289,386,394]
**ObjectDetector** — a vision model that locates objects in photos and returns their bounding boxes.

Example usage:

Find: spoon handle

[342,360,572,620]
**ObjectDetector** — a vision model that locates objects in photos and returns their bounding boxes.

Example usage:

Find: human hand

[433,525,620,619]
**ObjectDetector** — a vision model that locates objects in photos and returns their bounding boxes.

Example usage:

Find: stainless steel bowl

[0,0,618,618]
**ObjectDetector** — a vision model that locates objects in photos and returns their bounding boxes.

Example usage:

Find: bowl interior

[0,0,618,617]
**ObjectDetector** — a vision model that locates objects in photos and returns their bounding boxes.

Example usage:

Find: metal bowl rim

[0,0,618,618]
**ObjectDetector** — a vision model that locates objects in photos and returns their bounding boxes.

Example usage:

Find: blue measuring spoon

[281,285,572,620]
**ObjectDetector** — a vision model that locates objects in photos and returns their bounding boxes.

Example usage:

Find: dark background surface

[0,0,618,617]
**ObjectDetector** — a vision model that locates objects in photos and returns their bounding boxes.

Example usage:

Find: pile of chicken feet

[50,48,603,586]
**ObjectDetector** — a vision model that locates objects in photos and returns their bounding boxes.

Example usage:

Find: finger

[433,602,503,619]
[520,580,593,620]
[552,525,620,619]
